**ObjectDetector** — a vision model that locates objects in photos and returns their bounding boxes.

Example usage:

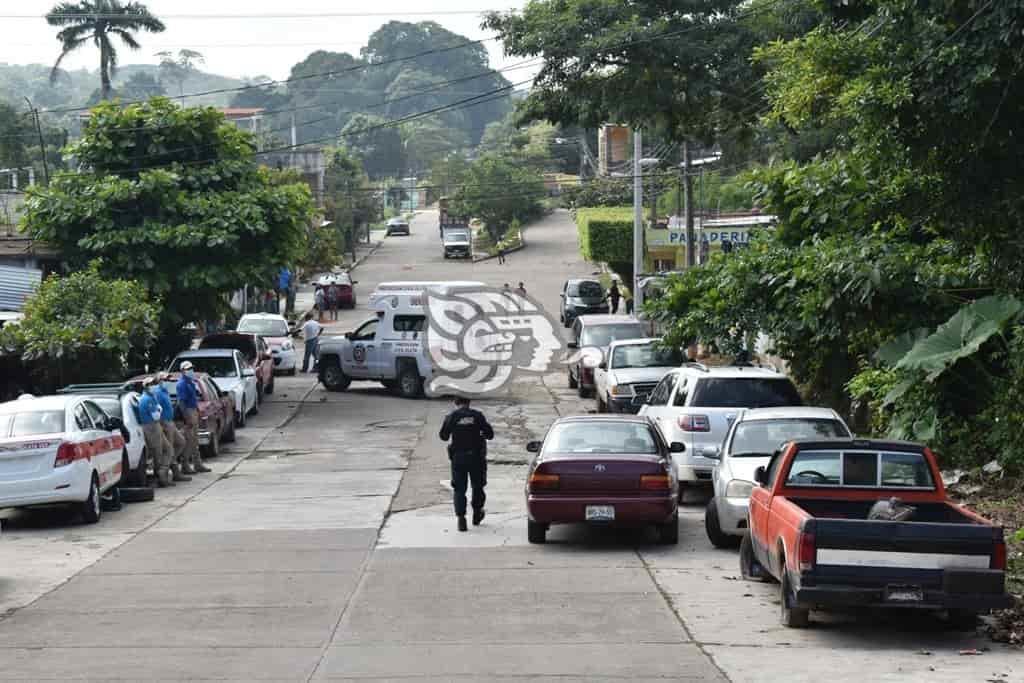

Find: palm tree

[47,1,166,101]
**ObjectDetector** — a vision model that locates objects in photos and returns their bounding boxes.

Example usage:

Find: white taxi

[0,395,127,523]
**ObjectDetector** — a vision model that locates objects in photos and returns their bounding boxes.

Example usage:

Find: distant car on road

[168,350,258,428]
[704,407,850,548]
[560,278,608,328]
[0,394,129,523]
[236,313,297,375]
[593,338,684,413]
[386,217,410,236]
[524,415,683,545]
[567,315,648,398]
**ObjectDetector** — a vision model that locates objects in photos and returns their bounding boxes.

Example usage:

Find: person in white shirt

[301,312,323,373]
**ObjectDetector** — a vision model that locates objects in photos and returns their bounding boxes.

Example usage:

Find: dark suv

[560,278,608,328]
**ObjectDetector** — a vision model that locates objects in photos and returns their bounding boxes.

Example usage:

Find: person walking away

[301,313,323,373]
[314,286,326,323]
[158,372,208,474]
[497,246,507,264]
[516,282,527,296]
[606,281,621,314]
[327,283,340,321]
[439,396,494,532]
[174,363,201,480]
[139,378,173,487]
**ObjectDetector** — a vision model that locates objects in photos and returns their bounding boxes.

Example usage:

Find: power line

[5,10,500,19]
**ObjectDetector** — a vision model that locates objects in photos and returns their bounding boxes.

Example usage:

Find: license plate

[585,505,615,521]
[885,585,924,602]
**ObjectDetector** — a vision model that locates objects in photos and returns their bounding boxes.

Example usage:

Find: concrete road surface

[0,209,1018,681]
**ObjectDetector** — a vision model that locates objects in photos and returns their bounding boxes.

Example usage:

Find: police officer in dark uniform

[439,396,494,531]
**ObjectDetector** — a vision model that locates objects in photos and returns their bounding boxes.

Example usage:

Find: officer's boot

[472,509,485,526]
[457,515,468,532]
[157,467,174,487]
[193,457,212,473]
[171,463,192,482]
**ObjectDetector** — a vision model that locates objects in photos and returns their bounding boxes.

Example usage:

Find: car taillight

[54,442,82,467]
[640,474,671,490]
[528,472,560,491]
[797,529,816,572]
[678,414,710,432]
[992,540,1007,570]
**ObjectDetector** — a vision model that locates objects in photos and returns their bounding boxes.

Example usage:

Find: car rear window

[691,377,802,408]
[545,422,658,454]
[179,357,237,378]
[785,449,935,489]
[580,323,647,348]
[0,410,66,436]
[611,343,683,369]
[199,336,256,358]
[729,419,849,457]
[237,318,289,336]
[568,281,602,297]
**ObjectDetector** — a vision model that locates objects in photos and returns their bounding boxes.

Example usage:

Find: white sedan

[0,395,128,523]
[88,392,149,487]
[169,349,259,428]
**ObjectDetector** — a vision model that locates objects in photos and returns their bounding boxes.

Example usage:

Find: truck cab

[442,227,472,259]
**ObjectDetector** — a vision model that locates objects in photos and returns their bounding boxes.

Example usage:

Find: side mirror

[754,466,768,487]
[566,341,578,350]
[526,441,541,453]
[703,445,720,460]
[669,441,686,453]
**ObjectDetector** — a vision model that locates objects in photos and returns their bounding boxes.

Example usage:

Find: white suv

[637,364,802,491]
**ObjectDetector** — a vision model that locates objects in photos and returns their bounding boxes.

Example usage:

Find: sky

[0,0,532,81]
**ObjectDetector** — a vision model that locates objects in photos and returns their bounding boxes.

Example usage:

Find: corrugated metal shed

[0,264,42,312]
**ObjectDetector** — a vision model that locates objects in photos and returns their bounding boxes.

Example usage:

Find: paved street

[0,209,1018,682]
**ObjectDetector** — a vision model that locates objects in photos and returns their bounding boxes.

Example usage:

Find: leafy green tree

[46,0,166,100]
[342,113,407,179]
[324,146,380,260]
[0,262,160,385]
[400,116,470,173]
[21,98,314,332]
[118,70,165,100]
[450,153,545,241]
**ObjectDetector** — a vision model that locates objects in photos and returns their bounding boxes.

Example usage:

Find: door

[82,400,122,490]
[236,351,258,408]
[639,372,678,430]
[345,318,380,378]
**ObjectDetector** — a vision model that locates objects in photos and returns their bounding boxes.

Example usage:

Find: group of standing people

[605,281,634,315]
[313,283,342,322]
[137,362,212,487]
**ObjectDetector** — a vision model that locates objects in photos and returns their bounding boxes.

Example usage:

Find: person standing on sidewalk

[158,371,208,474]
[314,286,326,323]
[497,245,507,264]
[139,378,173,487]
[277,267,292,314]
[606,281,621,314]
[301,312,323,373]
[439,396,494,532]
[326,283,340,321]
[516,282,527,296]
[173,362,201,480]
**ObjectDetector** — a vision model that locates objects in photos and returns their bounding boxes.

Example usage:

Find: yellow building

[645,214,775,271]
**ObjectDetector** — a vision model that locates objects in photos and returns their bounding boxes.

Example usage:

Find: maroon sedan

[525,415,683,545]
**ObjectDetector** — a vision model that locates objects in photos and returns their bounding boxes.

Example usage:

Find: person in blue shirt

[277,267,292,314]
[175,362,207,476]
[139,378,172,487]
[157,372,195,481]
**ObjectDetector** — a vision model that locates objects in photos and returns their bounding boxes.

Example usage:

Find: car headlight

[608,384,634,397]
[725,479,754,498]
[281,340,293,351]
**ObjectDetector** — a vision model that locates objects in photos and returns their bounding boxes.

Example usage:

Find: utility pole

[24,97,49,186]
[346,179,356,262]
[632,128,644,310]
[683,140,694,268]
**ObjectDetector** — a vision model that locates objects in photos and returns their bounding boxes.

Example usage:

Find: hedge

[576,207,633,263]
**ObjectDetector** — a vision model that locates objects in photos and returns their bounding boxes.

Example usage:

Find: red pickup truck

[742,438,1012,628]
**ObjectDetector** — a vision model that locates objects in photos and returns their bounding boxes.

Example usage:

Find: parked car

[524,415,683,545]
[560,278,608,328]
[318,272,357,309]
[57,383,150,487]
[593,338,684,413]
[0,394,129,523]
[386,217,410,236]
[236,313,297,375]
[704,407,851,547]
[198,332,275,398]
[128,372,235,456]
[638,364,803,493]
[743,438,1013,628]
[567,315,648,398]
[168,350,257,429]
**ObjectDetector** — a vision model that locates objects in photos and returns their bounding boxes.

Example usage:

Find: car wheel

[739,533,770,582]
[223,415,237,443]
[236,405,247,428]
[779,570,810,628]
[658,513,679,544]
[127,447,148,487]
[119,486,155,503]
[322,358,351,391]
[202,424,220,459]
[577,382,589,398]
[119,450,130,486]
[527,520,547,544]
[79,474,101,524]
[705,499,740,548]
[568,369,578,389]
[397,366,423,399]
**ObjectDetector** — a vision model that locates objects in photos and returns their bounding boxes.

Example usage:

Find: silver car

[704,406,851,547]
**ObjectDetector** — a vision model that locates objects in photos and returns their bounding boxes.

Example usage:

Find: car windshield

[544,422,658,454]
[237,318,289,336]
[580,324,646,348]
[611,343,683,369]
[179,357,237,379]
[0,410,65,436]
[729,419,849,457]
[568,281,602,298]
[691,378,802,408]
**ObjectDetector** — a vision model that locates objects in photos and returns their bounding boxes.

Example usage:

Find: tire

[739,533,770,582]
[79,474,101,524]
[119,486,155,503]
[658,513,679,545]
[779,570,810,628]
[126,447,148,487]
[321,358,351,391]
[223,415,237,443]
[397,365,423,399]
[236,404,247,428]
[705,499,740,548]
[528,520,547,544]
[577,382,589,398]
[202,424,220,459]
[120,450,130,486]
[568,368,578,389]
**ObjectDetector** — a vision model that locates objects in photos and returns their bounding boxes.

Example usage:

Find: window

[567,281,603,298]
[1,410,66,437]
[393,315,426,332]
[843,451,877,486]
[237,318,290,337]
[648,373,677,406]
[881,451,934,488]
[73,404,94,431]
[690,377,802,408]
[92,398,123,420]
[786,451,841,486]
[183,357,238,379]
[352,319,378,341]
[545,422,658,454]
[83,401,108,429]
[580,324,647,348]
[653,258,675,272]
[610,343,683,369]
[728,419,850,457]
[784,449,936,489]
[672,377,690,407]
